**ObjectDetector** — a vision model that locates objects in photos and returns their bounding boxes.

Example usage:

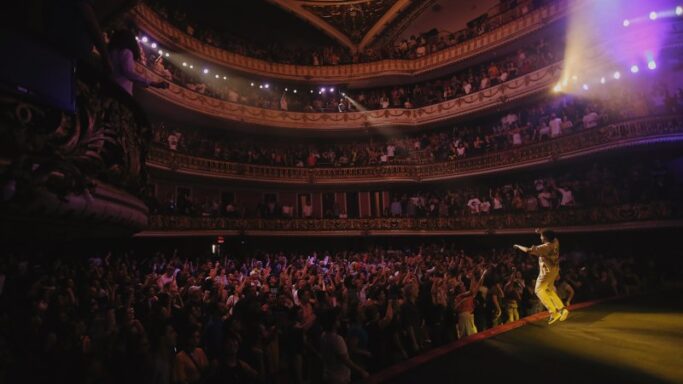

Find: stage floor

[385,292,683,384]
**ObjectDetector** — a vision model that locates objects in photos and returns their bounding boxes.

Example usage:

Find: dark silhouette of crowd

[0,238,670,384]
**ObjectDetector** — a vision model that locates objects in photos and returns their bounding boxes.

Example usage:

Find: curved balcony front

[131,0,569,83]
[138,62,563,131]
[139,201,683,237]
[146,116,683,185]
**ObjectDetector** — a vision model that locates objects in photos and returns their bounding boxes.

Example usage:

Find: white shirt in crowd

[583,111,599,129]
[549,117,562,138]
[386,144,396,158]
[556,187,574,206]
[467,198,482,214]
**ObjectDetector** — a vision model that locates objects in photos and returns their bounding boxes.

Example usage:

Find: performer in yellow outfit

[514,229,569,324]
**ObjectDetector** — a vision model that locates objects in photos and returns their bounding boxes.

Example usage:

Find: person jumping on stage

[513,229,569,324]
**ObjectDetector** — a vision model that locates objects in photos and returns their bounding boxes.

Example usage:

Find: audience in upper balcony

[144,0,549,66]
[151,84,681,170]
[140,38,562,113]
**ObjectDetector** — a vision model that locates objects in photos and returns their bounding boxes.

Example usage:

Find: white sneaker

[548,312,561,325]
[559,308,570,321]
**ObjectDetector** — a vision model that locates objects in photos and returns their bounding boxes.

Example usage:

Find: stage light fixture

[165,53,170,57]
[310,90,314,93]
[293,89,297,93]
[649,11,657,20]
[623,19,630,27]
[613,71,621,79]
[250,82,255,87]
[182,62,187,67]
[151,42,157,49]
[223,76,227,80]
[264,84,270,89]
[648,61,657,70]
[330,87,335,92]
[259,85,263,89]
[553,84,562,93]
[215,74,219,78]
[158,50,163,55]
[135,36,140,41]
[582,84,589,91]
[321,88,326,93]
[189,65,194,69]
[203,68,209,74]
[600,77,606,84]
[677,6,683,16]
[630,65,639,73]
[141,36,148,43]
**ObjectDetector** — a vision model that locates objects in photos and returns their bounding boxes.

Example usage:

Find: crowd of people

[152,81,682,169]
[1,237,670,384]
[142,37,562,113]
[145,0,546,66]
[148,158,679,220]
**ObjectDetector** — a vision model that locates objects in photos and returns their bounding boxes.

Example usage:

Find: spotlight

[310,90,314,94]
[135,36,140,41]
[165,53,170,57]
[259,85,263,89]
[293,89,297,93]
[321,87,326,93]
[623,19,630,27]
[182,62,187,67]
[341,92,346,96]
[600,77,606,84]
[285,88,288,92]
[151,42,157,49]
[677,6,683,16]
[215,74,219,78]
[264,84,270,89]
[250,82,255,87]
[203,68,209,74]
[649,11,657,20]
[330,87,335,92]
[648,60,657,70]
[613,71,621,79]
[189,65,194,69]
[553,84,562,93]
[141,36,149,43]
[582,84,589,91]
[630,65,639,73]
[223,76,227,80]
[158,50,163,55]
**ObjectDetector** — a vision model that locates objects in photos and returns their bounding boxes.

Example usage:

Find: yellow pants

[535,268,565,314]
[457,312,477,338]
[506,302,519,323]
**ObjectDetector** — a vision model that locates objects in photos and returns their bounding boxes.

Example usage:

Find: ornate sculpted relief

[302,0,398,43]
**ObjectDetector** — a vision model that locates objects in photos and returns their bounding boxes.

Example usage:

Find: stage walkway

[375,291,683,384]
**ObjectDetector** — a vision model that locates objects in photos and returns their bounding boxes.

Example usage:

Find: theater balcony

[139,201,683,237]
[146,116,683,186]
[0,59,151,239]
[131,0,569,83]
[135,61,563,131]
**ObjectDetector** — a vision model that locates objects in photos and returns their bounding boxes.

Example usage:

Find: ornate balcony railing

[142,201,683,236]
[1,58,151,237]
[147,115,683,185]
[138,62,563,130]
[132,0,569,82]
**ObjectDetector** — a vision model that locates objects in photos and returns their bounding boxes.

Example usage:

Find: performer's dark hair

[541,229,557,241]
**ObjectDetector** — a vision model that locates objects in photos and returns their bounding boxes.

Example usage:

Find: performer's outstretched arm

[513,244,531,254]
